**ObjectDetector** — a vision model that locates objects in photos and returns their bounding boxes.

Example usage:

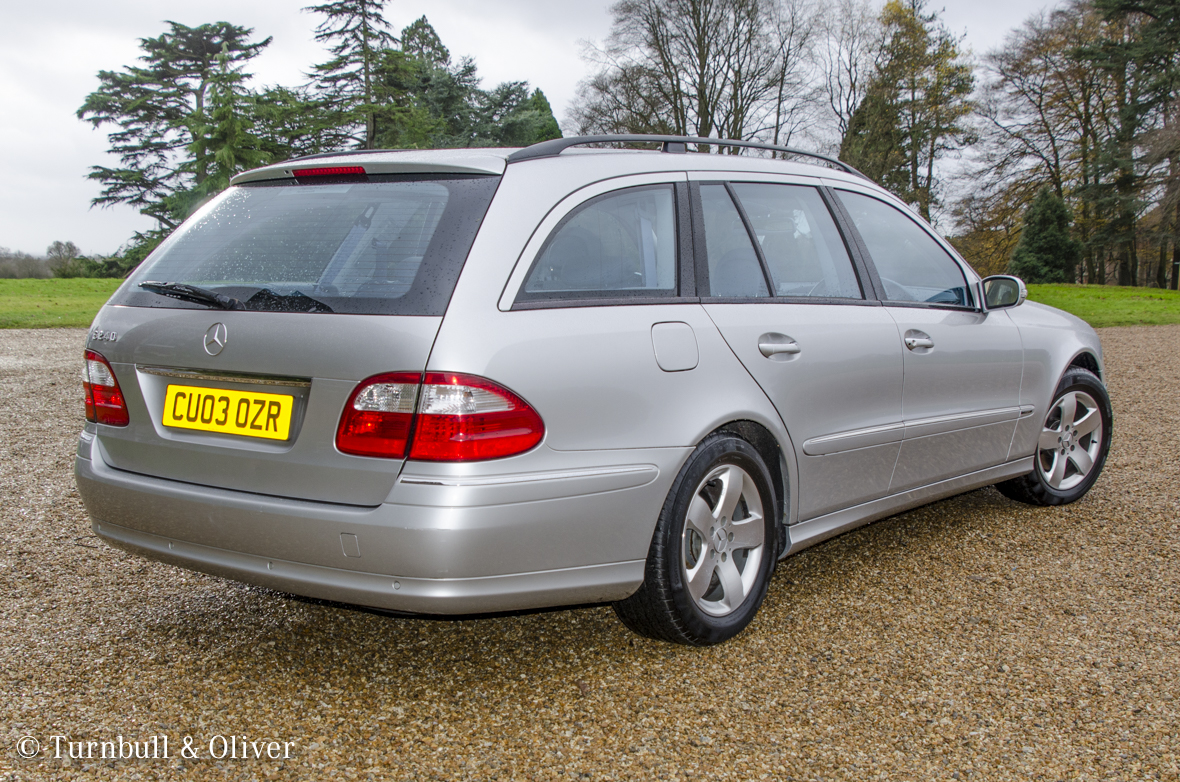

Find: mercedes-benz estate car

[75,135,1112,645]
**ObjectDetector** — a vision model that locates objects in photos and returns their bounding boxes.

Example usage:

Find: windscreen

[114,174,500,316]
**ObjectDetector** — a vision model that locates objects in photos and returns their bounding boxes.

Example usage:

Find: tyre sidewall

[661,435,777,645]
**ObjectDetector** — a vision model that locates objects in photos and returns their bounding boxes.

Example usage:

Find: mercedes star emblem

[203,322,228,356]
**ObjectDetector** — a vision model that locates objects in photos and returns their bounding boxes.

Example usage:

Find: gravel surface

[1,326,1177,781]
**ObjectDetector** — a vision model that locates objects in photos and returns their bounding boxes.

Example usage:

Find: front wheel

[996,366,1112,506]
[613,434,777,645]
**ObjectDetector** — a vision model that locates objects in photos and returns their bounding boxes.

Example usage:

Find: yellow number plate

[163,384,294,441]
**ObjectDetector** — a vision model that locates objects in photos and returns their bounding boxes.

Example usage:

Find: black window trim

[830,187,980,312]
[692,179,875,306]
[510,182,689,309]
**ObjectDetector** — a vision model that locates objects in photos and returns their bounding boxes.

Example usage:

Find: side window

[520,185,677,299]
[730,184,862,299]
[700,184,769,298]
[837,190,972,306]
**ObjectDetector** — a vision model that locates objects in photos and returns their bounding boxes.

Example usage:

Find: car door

[694,177,905,522]
[832,188,1025,491]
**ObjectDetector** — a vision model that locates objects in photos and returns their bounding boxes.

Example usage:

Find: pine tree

[401,15,450,67]
[77,22,271,230]
[840,77,905,188]
[838,0,973,219]
[185,44,271,209]
[305,0,398,149]
[1008,187,1083,283]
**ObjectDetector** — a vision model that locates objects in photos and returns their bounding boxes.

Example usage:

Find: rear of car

[77,146,745,615]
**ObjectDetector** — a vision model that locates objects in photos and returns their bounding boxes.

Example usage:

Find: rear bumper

[76,432,685,614]
[92,519,643,614]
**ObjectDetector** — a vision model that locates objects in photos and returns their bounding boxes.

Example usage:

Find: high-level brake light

[336,372,544,461]
[292,165,367,182]
[83,349,129,426]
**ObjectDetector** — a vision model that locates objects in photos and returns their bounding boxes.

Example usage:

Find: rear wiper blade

[139,281,245,311]
[243,288,335,313]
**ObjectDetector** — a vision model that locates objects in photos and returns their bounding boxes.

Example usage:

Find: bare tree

[762,0,822,149]
[957,2,1116,281]
[815,0,883,143]
[570,0,822,148]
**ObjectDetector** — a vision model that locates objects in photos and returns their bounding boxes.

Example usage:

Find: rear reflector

[335,372,544,461]
[83,349,129,426]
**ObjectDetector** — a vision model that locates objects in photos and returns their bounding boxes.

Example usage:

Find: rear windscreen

[114,174,500,316]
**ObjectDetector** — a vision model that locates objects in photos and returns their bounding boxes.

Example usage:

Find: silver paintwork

[76,145,1108,617]
[884,307,1024,491]
[786,457,1035,555]
[705,302,902,520]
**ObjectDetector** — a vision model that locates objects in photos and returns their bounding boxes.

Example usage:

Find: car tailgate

[84,305,440,506]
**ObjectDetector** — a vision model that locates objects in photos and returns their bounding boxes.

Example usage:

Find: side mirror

[982,275,1027,310]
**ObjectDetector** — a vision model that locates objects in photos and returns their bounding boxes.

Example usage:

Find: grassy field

[0,278,122,329]
[0,278,1177,330]
[1025,283,1180,328]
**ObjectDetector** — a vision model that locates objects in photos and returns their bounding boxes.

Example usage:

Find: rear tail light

[335,372,420,458]
[335,372,544,461]
[83,349,130,426]
[410,373,546,462]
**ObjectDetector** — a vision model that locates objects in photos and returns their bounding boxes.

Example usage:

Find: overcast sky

[0,0,1053,257]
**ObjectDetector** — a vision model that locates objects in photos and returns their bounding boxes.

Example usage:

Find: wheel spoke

[1039,428,1061,452]
[686,556,715,602]
[1058,392,1078,429]
[1048,451,1067,488]
[728,515,764,550]
[1073,407,1101,436]
[1068,447,1094,477]
[685,494,714,538]
[715,557,746,611]
[714,465,745,523]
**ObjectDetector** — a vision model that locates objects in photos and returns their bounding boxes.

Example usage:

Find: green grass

[1,277,1177,330]
[0,278,123,329]
[1025,283,1180,328]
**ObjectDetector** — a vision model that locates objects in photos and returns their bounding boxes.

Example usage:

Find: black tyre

[995,366,1112,506]
[613,433,778,645]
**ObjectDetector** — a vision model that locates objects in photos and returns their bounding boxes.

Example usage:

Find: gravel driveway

[1,326,1177,781]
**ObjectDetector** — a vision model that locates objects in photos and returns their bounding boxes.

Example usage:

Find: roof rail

[506,134,867,178]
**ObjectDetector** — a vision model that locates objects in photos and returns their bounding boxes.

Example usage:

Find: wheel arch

[711,420,790,556]
[1067,349,1102,381]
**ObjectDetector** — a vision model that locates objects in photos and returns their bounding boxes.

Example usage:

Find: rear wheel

[996,366,1112,506]
[614,434,777,645]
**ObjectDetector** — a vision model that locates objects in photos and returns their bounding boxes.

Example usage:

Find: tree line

[33,0,1180,288]
[571,0,1180,289]
[42,0,560,277]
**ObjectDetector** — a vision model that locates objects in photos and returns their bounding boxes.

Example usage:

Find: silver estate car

[75,135,1112,645]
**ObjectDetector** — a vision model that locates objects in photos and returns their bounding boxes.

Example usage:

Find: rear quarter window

[516,184,679,303]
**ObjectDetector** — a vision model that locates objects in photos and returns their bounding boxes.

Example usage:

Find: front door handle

[904,330,934,351]
[758,333,801,358]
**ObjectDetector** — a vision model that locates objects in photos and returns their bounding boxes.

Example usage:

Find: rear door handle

[904,331,934,351]
[758,334,801,358]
